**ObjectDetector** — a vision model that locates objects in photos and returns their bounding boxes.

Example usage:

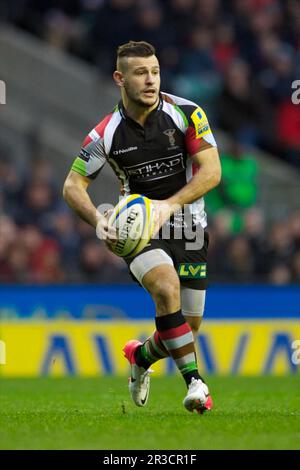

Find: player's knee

[151,279,180,309]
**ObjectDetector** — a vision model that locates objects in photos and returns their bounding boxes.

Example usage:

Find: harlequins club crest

[163,129,176,146]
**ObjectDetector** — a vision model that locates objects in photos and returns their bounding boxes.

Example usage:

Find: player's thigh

[129,248,180,303]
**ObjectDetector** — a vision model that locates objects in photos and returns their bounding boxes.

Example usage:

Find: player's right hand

[95,211,118,249]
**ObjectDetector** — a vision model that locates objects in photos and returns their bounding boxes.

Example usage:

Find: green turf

[0,375,299,450]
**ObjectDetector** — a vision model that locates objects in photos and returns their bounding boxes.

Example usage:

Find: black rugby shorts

[124,229,209,290]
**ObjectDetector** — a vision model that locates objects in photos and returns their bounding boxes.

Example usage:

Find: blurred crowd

[0,154,131,284]
[2,0,300,167]
[1,149,300,285]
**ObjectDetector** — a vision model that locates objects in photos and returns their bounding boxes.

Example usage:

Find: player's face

[122,55,161,107]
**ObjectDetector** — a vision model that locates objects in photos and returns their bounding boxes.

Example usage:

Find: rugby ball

[108,194,155,258]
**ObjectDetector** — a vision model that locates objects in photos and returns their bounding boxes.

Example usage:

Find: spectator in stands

[172,26,221,111]
[268,264,292,285]
[15,224,65,284]
[49,208,80,272]
[29,237,65,283]
[224,235,256,283]
[218,59,273,148]
[265,222,294,275]
[243,207,268,276]
[0,152,24,217]
[16,181,58,231]
[213,22,239,73]
[207,210,233,280]
[6,243,30,284]
[79,239,130,283]
[0,215,18,282]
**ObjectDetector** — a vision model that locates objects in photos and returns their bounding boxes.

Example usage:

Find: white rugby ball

[108,194,155,258]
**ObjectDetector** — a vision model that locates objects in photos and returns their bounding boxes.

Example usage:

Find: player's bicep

[191,146,220,167]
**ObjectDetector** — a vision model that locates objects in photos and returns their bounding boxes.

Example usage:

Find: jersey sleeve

[71,125,107,180]
[184,105,217,157]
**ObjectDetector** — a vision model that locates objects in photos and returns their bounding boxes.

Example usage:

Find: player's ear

[113,70,124,88]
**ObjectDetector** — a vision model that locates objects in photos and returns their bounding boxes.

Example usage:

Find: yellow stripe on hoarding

[0,321,299,377]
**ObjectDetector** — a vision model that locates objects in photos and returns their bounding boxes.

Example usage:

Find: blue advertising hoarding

[0,285,299,319]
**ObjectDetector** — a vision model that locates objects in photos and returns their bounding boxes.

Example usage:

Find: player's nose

[145,73,155,84]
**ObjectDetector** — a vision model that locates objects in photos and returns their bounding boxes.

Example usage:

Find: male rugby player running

[63,41,221,414]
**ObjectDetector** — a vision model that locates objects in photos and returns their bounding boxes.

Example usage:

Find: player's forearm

[63,181,100,228]
[168,165,221,209]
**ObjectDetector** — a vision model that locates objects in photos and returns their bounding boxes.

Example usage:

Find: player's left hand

[151,199,180,237]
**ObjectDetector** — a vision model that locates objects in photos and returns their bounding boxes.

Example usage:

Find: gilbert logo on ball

[108,194,155,258]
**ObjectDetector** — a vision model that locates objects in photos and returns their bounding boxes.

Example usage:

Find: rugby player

[63,41,221,413]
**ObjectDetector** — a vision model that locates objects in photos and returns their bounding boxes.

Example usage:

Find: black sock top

[155,310,184,332]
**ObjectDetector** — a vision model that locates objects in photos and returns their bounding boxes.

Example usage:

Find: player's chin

[139,94,158,107]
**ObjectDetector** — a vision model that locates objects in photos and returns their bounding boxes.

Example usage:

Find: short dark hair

[117,41,156,71]
[117,41,156,60]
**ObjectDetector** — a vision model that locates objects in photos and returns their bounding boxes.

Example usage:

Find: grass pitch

[0,375,299,450]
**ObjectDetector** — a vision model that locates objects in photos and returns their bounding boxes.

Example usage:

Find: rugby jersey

[71,92,217,228]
